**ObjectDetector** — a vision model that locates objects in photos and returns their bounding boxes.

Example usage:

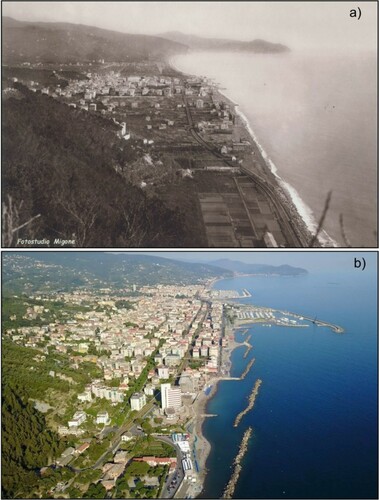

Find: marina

[232,305,344,333]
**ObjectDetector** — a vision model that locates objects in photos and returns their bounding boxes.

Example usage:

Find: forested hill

[2,16,188,63]
[2,85,198,248]
[159,31,290,53]
[2,375,64,498]
[2,253,233,293]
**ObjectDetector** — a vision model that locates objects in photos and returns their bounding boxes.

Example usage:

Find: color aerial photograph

[1,251,377,499]
[1,2,377,248]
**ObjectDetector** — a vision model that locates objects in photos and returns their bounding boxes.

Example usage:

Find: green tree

[83,482,106,499]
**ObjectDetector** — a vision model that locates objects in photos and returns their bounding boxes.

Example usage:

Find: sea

[198,268,377,499]
[172,50,377,247]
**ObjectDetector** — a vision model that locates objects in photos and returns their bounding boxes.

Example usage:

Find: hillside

[2,16,188,63]
[160,31,290,53]
[2,253,233,293]
[2,85,200,248]
[209,259,307,275]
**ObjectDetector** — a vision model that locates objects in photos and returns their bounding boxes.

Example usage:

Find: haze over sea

[199,269,377,499]
[173,51,377,247]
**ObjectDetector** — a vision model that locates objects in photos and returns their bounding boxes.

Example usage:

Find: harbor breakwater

[222,427,253,499]
[234,379,263,428]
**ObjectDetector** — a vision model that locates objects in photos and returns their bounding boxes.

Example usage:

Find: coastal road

[156,435,185,499]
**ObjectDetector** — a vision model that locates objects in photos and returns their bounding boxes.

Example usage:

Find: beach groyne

[240,358,255,380]
[234,379,263,428]
[243,343,252,359]
[222,426,253,499]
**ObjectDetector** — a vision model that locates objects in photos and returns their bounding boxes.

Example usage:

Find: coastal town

[3,59,314,248]
[3,262,345,500]
[3,275,239,498]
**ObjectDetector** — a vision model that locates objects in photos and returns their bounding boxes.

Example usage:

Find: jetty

[243,343,252,359]
[306,316,344,333]
[240,358,255,380]
[222,427,253,499]
[234,379,262,428]
[236,328,249,335]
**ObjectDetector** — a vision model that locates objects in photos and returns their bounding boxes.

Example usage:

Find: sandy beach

[191,320,249,495]
[211,86,321,247]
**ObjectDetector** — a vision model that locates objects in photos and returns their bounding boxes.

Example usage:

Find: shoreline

[192,277,344,496]
[218,88,336,248]
[170,55,338,248]
[213,86,337,248]
[191,318,250,497]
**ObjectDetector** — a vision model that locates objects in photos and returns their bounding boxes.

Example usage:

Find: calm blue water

[173,51,377,247]
[199,269,377,498]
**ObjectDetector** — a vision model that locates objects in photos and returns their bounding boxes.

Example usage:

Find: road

[70,398,157,472]
[173,302,209,382]
[156,435,185,499]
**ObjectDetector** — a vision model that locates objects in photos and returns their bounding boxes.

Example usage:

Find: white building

[161,383,182,410]
[157,365,170,379]
[78,390,92,402]
[144,384,155,396]
[120,122,131,140]
[130,392,146,411]
[96,411,110,425]
[121,432,134,442]
[68,411,87,428]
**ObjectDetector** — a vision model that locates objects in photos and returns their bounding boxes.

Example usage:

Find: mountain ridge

[3,17,289,64]
[159,31,290,53]
[208,259,307,275]
[2,16,188,63]
[2,253,233,293]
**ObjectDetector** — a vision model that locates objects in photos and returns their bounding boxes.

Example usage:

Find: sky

[3,1,377,51]
[122,251,377,273]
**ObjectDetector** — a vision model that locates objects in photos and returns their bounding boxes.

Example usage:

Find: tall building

[130,392,146,411]
[161,383,182,410]
[157,365,170,379]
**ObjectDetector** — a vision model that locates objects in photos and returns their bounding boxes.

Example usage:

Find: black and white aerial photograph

[2,1,377,248]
